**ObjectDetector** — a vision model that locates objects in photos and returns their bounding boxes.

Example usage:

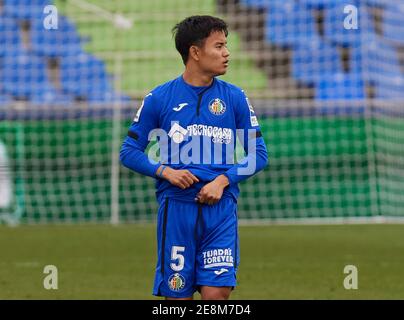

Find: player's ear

[189,45,200,61]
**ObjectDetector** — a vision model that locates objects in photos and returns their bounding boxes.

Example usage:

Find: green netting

[2,113,394,223]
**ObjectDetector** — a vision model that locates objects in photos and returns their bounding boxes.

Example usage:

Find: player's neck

[182,68,213,87]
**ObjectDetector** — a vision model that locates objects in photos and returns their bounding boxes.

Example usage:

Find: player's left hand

[195,175,229,205]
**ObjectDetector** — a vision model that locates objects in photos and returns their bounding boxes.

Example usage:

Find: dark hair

[172,15,228,65]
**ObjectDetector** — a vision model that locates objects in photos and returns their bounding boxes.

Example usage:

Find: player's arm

[119,93,161,177]
[157,165,199,189]
[222,89,268,184]
[196,89,268,205]
[120,94,199,188]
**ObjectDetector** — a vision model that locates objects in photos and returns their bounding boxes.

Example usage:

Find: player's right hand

[162,167,199,189]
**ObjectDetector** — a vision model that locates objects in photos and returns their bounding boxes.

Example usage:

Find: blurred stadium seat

[315,72,366,100]
[374,75,404,99]
[30,14,84,57]
[365,0,394,7]
[0,1,128,104]
[86,91,132,104]
[30,83,73,105]
[0,94,12,106]
[3,0,51,20]
[239,0,269,9]
[323,1,376,46]
[360,36,404,85]
[0,15,23,56]
[300,0,346,8]
[291,38,343,85]
[1,49,60,100]
[60,52,115,101]
[315,73,366,114]
[264,0,319,47]
[382,2,404,45]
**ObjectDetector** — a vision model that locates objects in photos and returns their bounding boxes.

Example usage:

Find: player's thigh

[195,198,239,288]
[154,198,199,298]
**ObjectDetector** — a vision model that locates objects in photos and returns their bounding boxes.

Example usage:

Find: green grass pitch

[1,224,403,299]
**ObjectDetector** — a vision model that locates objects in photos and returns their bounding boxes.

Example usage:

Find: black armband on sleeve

[127,131,139,140]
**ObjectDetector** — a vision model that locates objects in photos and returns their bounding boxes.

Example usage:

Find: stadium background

[0,0,404,299]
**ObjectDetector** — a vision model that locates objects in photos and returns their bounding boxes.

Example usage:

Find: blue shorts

[152,196,240,298]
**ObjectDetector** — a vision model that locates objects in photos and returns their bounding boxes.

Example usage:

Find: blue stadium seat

[365,0,394,7]
[291,39,343,85]
[1,49,67,102]
[239,0,270,9]
[1,49,56,99]
[30,83,74,105]
[60,53,114,101]
[382,3,404,46]
[0,15,23,56]
[87,90,132,104]
[299,0,345,9]
[323,1,376,46]
[374,75,404,99]
[315,73,366,113]
[3,0,51,20]
[265,0,319,47]
[30,15,83,57]
[0,94,12,106]
[316,73,366,100]
[358,36,403,85]
[239,0,294,9]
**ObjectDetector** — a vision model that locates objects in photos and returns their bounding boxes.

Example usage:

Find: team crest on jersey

[168,273,186,291]
[208,98,226,115]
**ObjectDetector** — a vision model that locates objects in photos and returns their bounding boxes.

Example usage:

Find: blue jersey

[120,75,268,203]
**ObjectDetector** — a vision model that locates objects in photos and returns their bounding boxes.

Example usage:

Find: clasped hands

[156,166,229,205]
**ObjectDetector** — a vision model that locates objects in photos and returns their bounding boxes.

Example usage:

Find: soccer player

[120,15,268,300]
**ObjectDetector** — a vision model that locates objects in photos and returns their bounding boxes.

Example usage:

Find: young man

[120,15,268,300]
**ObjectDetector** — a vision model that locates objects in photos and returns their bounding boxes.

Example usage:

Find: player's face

[197,31,230,76]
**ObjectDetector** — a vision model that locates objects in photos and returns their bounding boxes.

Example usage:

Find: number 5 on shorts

[170,246,185,271]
